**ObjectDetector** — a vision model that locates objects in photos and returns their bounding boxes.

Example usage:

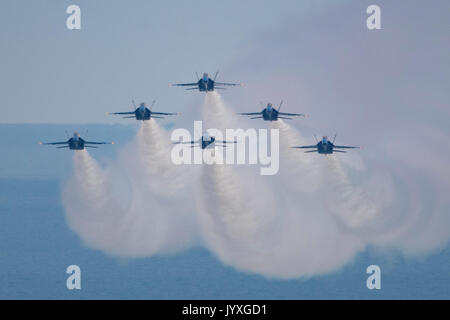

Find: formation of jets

[40,71,359,155]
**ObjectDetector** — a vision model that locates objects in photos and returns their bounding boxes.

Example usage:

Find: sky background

[0,0,332,123]
[1,0,449,299]
[0,0,447,137]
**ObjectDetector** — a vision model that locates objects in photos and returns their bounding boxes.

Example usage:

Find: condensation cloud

[61,0,450,278]
[62,120,198,258]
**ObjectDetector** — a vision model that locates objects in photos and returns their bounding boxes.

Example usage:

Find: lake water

[0,124,448,299]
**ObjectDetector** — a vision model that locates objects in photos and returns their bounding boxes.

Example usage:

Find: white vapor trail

[62,120,198,258]
[196,93,279,274]
[62,91,450,279]
[195,93,364,277]
[271,120,323,192]
[194,92,448,278]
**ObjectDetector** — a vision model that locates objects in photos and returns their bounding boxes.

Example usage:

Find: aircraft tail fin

[278,99,284,111]
[213,70,219,81]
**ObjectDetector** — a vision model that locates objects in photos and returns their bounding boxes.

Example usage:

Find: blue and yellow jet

[292,134,359,154]
[109,100,179,121]
[238,100,305,121]
[172,71,240,92]
[39,132,114,150]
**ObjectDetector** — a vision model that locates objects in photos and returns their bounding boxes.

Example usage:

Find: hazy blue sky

[1,0,448,127]
[0,0,342,123]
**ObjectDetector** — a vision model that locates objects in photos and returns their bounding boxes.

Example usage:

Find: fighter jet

[237,100,305,121]
[39,132,114,150]
[292,134,359,154]
[173,134,237,149]
[108,100,179,121]
[172,71,240,92]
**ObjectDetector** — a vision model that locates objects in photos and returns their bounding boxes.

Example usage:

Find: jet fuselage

[261,104,279,121]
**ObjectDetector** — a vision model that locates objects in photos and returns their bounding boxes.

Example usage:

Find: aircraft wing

[334,145,359,149]
[84,141,114,145]
[215,140,238,144]
[292,145,317,149]
[151,111,179,116]
[215,82,240,86]
[172,83,198,87]
[109,112,135,115]
[172,140,198,144]
[237,112,262,116]
[40,141,68,145]
[278,112,305,117]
